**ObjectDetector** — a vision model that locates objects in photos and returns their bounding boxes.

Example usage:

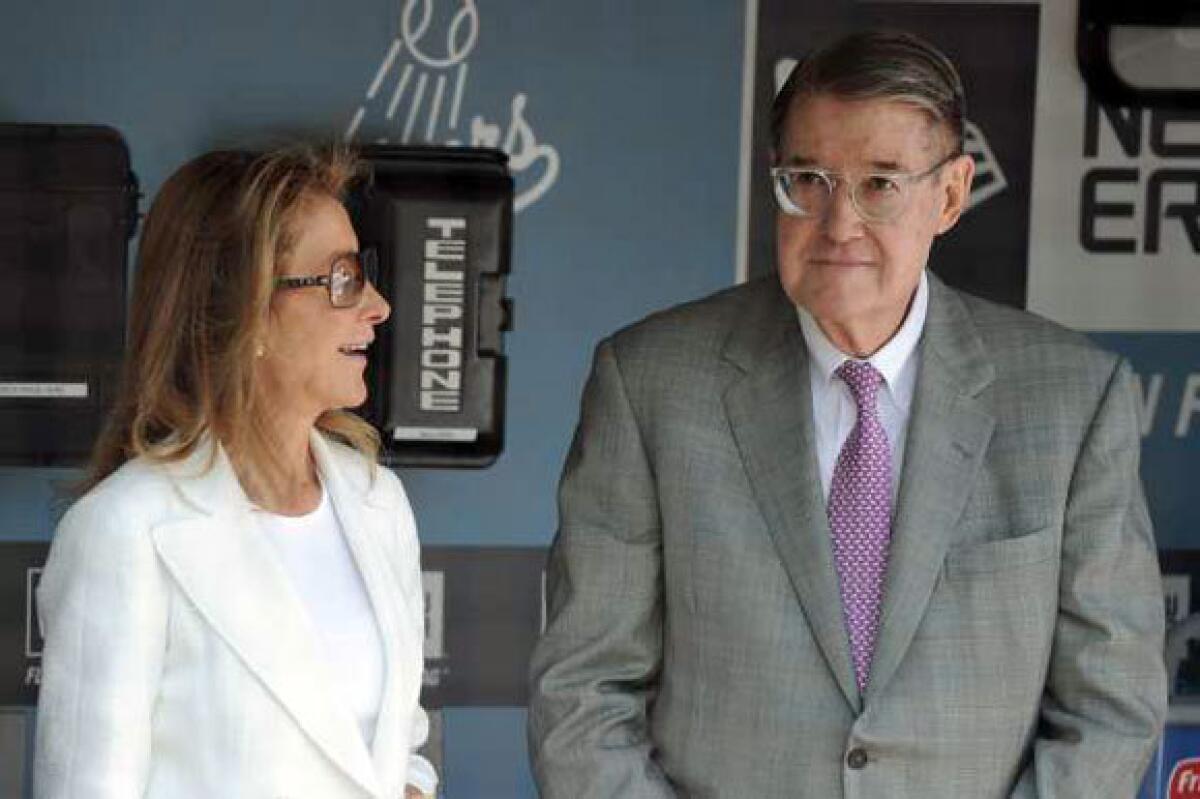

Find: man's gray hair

[770,30,966,158]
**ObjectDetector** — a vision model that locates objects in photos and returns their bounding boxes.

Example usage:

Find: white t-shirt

[256,485,385,747]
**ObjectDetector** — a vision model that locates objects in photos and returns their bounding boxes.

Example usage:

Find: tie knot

[835,360,883,409]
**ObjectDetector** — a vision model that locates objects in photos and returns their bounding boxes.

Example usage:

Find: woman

[34,147,437,799]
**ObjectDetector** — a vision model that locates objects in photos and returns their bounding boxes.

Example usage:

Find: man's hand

[404,786,432,799]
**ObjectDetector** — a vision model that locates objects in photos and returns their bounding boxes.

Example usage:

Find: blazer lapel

[722,280,860,711]
[310,434,422,794]
[149,440,381,797]
[864,277,996,704]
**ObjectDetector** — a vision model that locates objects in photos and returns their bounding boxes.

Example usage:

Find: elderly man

[530,30,1167,799]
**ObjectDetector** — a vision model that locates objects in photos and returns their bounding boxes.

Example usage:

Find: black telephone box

[0,125,138,466]
[353,146,513,468]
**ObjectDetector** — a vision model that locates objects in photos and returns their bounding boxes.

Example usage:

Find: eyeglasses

[770,152,960,223]
[274,248,379,308]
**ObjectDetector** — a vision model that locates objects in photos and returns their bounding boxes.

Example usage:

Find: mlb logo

[25,567,43,658]
[1170,756,1200,797]
[422,570,445,660]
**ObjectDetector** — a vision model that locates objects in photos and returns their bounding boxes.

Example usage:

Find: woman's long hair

[83,146,379,495]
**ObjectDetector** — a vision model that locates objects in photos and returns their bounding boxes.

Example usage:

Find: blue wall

[0,1,746,796]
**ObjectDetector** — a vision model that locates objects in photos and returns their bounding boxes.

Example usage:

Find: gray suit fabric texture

[529,274,1168,799]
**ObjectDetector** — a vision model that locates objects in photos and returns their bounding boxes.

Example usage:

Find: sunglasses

[274,248,379,308]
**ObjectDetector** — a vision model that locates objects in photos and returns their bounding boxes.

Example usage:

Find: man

[529,30,1167,799]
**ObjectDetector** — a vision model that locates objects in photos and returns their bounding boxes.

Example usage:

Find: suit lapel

[864,277,996,704]
[722,280,860,711]
[150,440,382,797]
[310,434,421,794]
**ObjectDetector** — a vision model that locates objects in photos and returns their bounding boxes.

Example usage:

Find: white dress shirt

[797,270,929,500]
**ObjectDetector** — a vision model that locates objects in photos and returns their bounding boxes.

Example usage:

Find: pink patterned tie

[828,360,893,694]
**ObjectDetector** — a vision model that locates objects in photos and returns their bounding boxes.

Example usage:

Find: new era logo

[1170,757,1200,797]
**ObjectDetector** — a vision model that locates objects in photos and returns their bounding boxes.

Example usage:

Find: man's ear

[935,153,975,234]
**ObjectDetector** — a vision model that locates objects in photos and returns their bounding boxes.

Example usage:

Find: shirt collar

[796,269,929,389]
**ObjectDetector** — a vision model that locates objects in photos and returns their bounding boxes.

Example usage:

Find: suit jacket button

[846,747,869,769]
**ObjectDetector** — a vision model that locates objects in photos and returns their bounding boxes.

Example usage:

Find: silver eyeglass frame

[770,151,961,223]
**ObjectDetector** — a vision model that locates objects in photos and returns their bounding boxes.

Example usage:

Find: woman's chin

[347,385,370,411]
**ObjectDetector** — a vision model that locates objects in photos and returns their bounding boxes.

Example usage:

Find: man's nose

[820,181,866,242]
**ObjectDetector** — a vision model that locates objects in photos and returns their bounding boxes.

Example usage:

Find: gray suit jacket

[529,274,1167,798]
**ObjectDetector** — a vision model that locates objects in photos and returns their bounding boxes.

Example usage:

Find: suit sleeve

[384,469,440,798]
[405,705,438,796]
[33,489,169,798]
[404,583,438,798]
[528,340,678,799]
[403,548,437,797]
[1010,358,1168,798]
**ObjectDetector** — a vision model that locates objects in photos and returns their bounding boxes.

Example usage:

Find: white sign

[394,427,478,442]
[1166,573,1193,625]
[1026,0,1200,330]
[0,382,88,399]
[25,567,43,659]
[421,569,445,660]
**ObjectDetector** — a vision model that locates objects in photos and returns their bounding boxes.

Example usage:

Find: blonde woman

[34,148,437,799]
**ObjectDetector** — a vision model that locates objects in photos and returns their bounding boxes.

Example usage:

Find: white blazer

[34,432,437,799]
